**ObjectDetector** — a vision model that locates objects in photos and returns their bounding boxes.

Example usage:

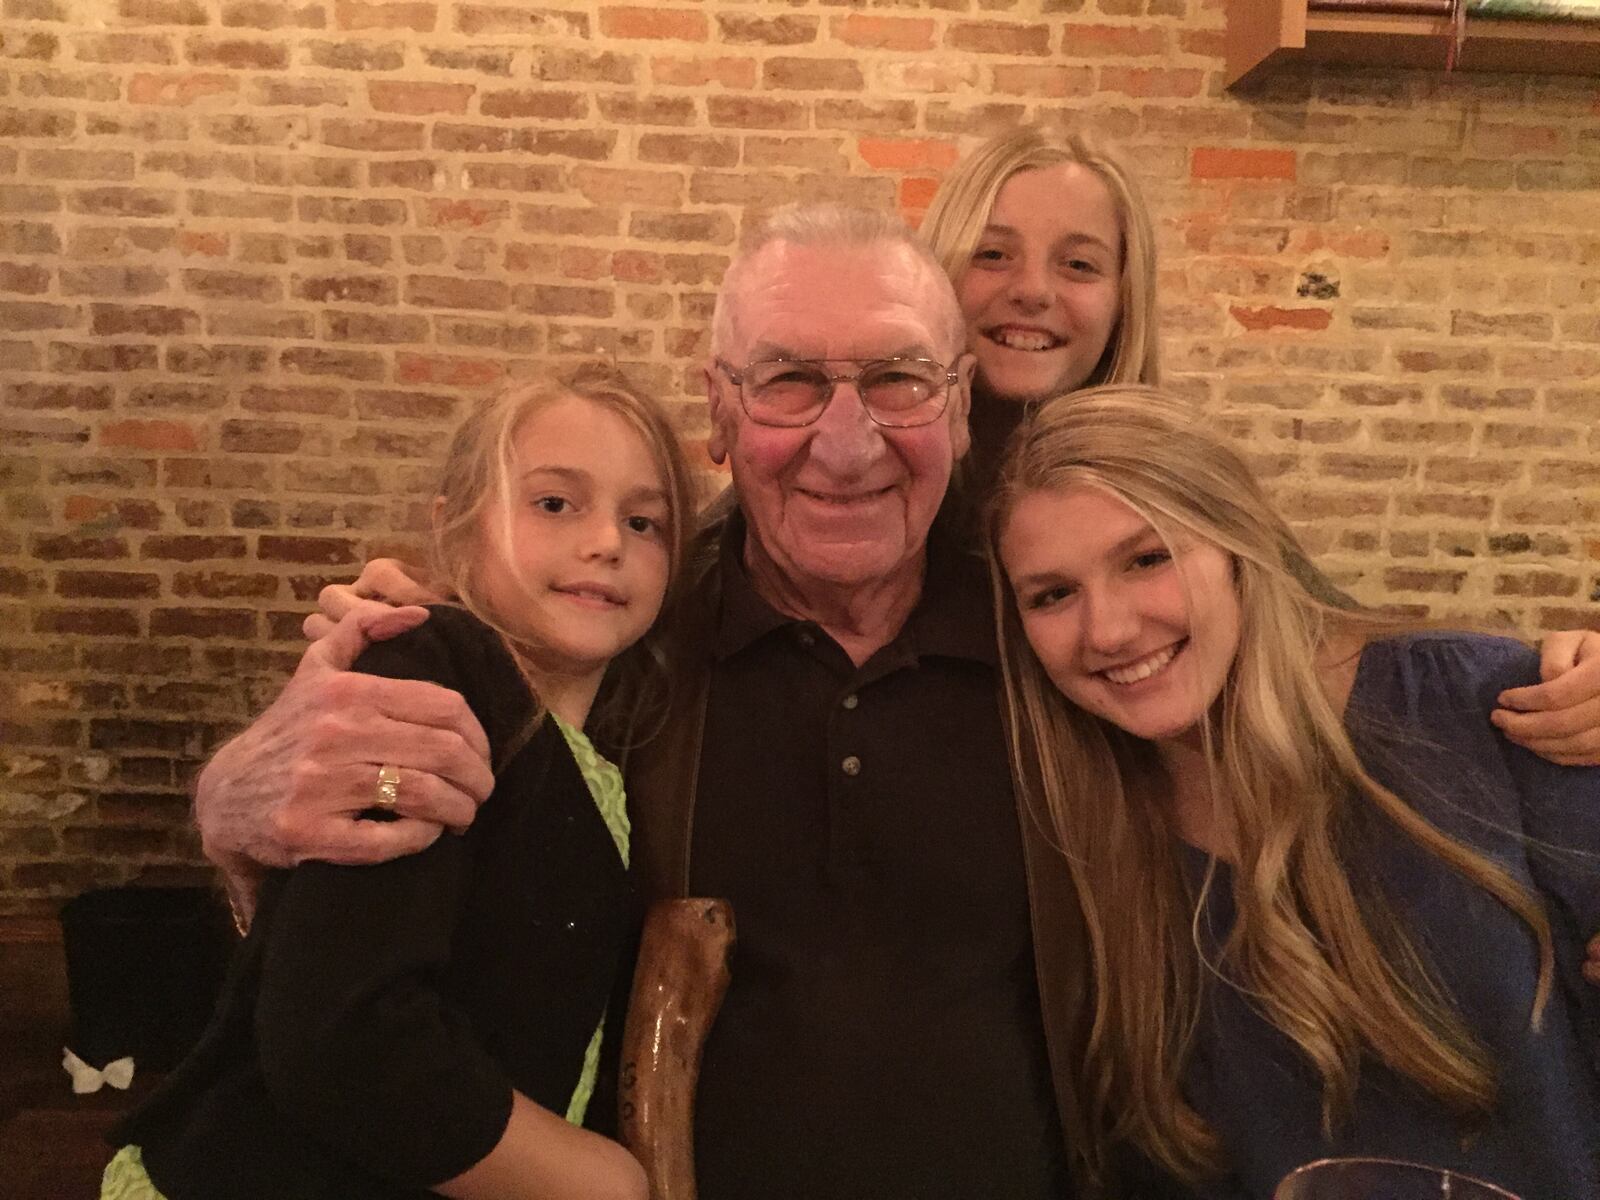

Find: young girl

[920,124,1160,480]
[104,362,699,1200]
[988,384,1600,1199]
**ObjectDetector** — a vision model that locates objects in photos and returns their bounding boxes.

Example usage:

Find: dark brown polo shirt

[688,513,1070,1199]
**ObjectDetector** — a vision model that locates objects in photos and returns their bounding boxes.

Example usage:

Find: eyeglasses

[714,357,962,429]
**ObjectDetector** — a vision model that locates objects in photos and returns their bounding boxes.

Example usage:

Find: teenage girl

[988,385,1600,1198]
[103,362,698,1200]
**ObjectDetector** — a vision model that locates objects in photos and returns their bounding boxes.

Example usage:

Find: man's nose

[807,379,884,475]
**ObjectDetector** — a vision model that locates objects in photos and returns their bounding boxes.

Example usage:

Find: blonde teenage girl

[989,385,1600,1198]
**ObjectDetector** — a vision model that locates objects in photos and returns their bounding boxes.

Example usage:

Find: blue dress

[1181,634,1600,1199]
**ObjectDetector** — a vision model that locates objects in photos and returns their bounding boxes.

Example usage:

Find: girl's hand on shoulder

[1586,931,1600,989]
[1492,629,1600,766]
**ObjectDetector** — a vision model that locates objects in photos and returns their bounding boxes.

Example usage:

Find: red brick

[322,117,424,151]
[49,342,161,372]
[1229,306,1333,332]
[479,88,587,120]
[291,273,398,305]
[221,0,326,29]
[454,4,587,36]
[395,352,505,386]
[100,419,200,451]
[75,32,174,63]
[181,268,281,303]
[945,20,1050,55]
[898,176,941,215]
[0,301,75,330]
[1100,67,1205,98]
[62,496,163,528]
[35,607,143,636]
[127,71,237,105]
[6,382,113,410]
[706,95,805,131]
[763,57,861,90]
[185,36,288,69]
[1059,22,1167,56]
[55,570,161,599]
[118,0,209,22]
[857,138,960,172]
[322,311,429,343]
[599,6,707,40]
[650,55,757,89]
[0,262,50,294]
[258,535,359,564]
[638,133,739,168]
[306,39,405,70]
[140,535,248,561]
[179,231,229,257]
[26,147,136,181]
[165,343,273,375]
[150,607,257,638]
[831,14,935,51]
[367,80,473,115]
[418,197,509,230]
[335,0,435,29]
[571,166,683,207]
[173,570,280,600]
[404,274,509,311]
[990,64,1094,98]
[1193,147,1297,181]
[279,346,386,380]
[717,13,816,44]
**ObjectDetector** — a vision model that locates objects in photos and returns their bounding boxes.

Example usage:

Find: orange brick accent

[1192,147,1299,180]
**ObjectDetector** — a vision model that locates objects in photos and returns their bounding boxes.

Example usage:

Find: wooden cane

[618,898,736,1200]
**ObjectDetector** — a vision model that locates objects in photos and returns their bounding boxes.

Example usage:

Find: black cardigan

[116,606,639,1199]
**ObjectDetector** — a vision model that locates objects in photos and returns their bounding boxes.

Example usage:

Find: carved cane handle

[619,898,736,1200]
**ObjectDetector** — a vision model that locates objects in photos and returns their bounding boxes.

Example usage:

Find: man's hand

[1586,932,1600,988]
[305,558,446,641]
[1492,629,1600,766]
[196,601,495,924]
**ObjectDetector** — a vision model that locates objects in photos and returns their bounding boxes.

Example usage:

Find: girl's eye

[1060,257,1103,277]
[971,245,1007,265]
[1130,549,1172,571]
[533,495,568,514]
[625,514,660,535]
[1024,584,1075,610]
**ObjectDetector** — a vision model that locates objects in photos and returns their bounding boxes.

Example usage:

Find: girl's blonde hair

[431,360,699,743]
[920,125,1161,393]
[986,385,1553,1185]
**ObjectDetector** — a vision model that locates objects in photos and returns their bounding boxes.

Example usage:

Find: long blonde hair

[431,360,699,744]
[920,125,1161,392]
[987,385,1554,1184]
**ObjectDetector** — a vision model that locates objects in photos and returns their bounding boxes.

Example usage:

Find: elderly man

[198,206,1090,1197]
[194,204,1600,1198]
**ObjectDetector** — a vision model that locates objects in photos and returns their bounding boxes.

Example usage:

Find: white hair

[710,202,966,359]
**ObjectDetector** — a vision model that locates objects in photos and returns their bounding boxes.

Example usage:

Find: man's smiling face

[707,239,972,595]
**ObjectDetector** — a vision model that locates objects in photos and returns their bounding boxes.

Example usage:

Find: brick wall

[2,0,1598,912]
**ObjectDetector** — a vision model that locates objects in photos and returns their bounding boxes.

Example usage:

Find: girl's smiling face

[956,162,1124,405]
[1000,484,1241,745]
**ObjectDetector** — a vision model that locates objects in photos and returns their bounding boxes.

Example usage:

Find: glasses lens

[861,359,947,426]
[743,361,830,425]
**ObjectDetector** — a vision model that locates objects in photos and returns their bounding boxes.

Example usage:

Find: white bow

[62,1047,135,1094]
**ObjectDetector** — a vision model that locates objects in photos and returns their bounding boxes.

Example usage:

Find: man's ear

[948,353,976,463]
[705,361,730,465]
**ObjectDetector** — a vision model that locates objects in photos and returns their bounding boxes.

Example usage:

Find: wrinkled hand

[304,557,447,642]
[196,602,494,925]
[1492,629,1600,767]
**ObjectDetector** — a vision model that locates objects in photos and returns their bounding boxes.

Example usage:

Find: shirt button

[841,693,859,710]
[797,629,815,647]
[841,755,861,777]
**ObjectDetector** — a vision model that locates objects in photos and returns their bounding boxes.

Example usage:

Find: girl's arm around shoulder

[437,1092,646,1200]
